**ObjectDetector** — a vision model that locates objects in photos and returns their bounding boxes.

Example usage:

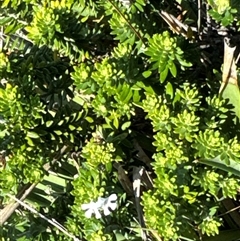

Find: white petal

[108,202,117,211]
[81,203,91,210]
[105,194,117,208]
[108,194,117,201]
[102,194,118,216]
[95,197,105,208]
[85,208,94,218]
[94,209,102,219]
[102,202,117,216]
[103,207,111,216]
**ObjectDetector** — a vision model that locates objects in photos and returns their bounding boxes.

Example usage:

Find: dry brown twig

[158,9,196,39]
[133,139,152,169]
[113,162,133,196]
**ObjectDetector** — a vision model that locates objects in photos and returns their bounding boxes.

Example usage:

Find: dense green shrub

[1,0,240,240]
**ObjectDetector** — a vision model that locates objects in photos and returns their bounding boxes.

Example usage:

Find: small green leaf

[73,96,84,106]
[69,125,75,131]
[165,82,173,99]
[160,67,168,83]
[121,121,131,130]
[133,89,141,103]
[4,22,18,34]
[85,116,94,123]
[169,62,177,77]
[113,116,119,129]
[46,120,54,127]
[135,2,144,12]
[25,137,35,146]
[54,130,62,135]
[105,162,112,173]
[27,131,39,139]
[221,83,240,120]
[2,0,11,7]
[199,156,240,177]
[50,133,56,140]
[142,70,152,78]
[81,16,89,22]
[114,232,126,241]
[0,16,12,25]
[122,88,132,103]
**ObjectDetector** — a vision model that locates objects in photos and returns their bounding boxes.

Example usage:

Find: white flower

[81,200,102,219]
[81,194,117,219]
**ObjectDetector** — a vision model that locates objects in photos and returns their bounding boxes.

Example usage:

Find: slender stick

[218,205,240,217]
[197,0,202,36]
[7,194,80,241]
[133,166,147,241]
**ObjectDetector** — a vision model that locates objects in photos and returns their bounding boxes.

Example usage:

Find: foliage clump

[1,0,240,240]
